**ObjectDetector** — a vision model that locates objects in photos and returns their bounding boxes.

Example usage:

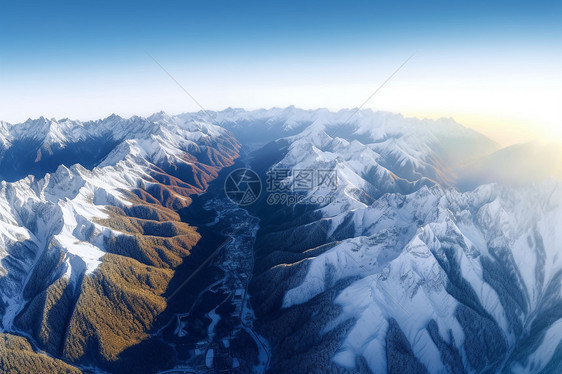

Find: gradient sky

[0,0,560,145]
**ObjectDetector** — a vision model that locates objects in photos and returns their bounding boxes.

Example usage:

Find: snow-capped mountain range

[0,112,239,371]
[0,107,560,373]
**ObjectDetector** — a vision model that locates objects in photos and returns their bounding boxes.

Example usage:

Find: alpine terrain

[0,108,560,374]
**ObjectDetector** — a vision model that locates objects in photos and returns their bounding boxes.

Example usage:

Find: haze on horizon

[0,0,560,146]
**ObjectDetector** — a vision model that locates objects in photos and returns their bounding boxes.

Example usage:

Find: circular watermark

[224,168,262,206]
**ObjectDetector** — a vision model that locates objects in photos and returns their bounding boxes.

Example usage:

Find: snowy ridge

[0,112,238,333]
[233,108,561,373]
[279,180,562,372]
[0,112,227,154]
[0,107,558,373]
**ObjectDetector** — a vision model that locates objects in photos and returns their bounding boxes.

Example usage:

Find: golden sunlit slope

[0,333,81,373]
[13,143,239,370]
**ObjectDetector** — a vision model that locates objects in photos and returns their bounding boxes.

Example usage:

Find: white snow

[0,110,234,332]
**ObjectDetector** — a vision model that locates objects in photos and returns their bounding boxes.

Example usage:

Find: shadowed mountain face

[0,137,120,182]
[0,108,560,373]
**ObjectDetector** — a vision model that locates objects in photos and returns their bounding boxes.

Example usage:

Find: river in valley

[151,161,270,374]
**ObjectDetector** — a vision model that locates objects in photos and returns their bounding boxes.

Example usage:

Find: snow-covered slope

[242,109,562,374]
[217,107,498,191]
[274,182,562,373]
[0,112,232,181]
[1,107,558,373]
[0,112,239,371]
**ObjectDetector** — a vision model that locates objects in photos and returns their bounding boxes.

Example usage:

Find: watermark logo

[266,168,338,193]
[224,167,338,206]
[224,168,262,206]
[266,168,338,206]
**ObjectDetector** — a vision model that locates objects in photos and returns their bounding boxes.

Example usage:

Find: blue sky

[1,0,560,144]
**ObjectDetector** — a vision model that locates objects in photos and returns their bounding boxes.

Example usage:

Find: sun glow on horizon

[365,73,561,146]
